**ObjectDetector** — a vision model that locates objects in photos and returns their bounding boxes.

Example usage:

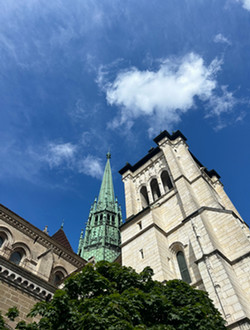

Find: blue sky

[0,0,249,252]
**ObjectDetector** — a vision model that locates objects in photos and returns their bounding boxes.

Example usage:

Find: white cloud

[41,142,103,179]
[237,0,250,11]
[206,86,237,117]
[214,34,231,45]
[103,53,222,134]
[45,143,77,168]
[78,155,103,179]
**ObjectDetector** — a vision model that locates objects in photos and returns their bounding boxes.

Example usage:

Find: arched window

[100,214,103,224]
[140,186,149,208]
[161,171,173,192]
[0,229,12,248]
[176,251,191,284]
[112,215,115,226]
[107,214,110,224]
[52,271,64,287]
[0,236,4,248]
[150,179,161,201]
[10,250,23,265]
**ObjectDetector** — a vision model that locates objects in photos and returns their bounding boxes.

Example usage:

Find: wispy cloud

[214,34,231,45]
[236,0,250,11]
[44,143,77,168]
[40,142,103,179]
[206,86,237,117]
[77,155,103,179]
[100,53,228,135]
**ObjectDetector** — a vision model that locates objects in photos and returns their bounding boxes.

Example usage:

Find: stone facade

[119,130,250,329]
[0,203,86,327]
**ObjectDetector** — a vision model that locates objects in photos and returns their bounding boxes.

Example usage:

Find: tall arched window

[140,186,149,208]
[112,215,115,226]
[176,251,191,284]
[10,250,24,265]
[161,171,173,192]
[150,179,161,201]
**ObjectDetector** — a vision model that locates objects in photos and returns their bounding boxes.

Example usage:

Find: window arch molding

[11,242,31,260]
[50,266,68,287]
[169,241,191,284]
[169,241,186,254]
[0,226,13,248]
[9,249,25,265]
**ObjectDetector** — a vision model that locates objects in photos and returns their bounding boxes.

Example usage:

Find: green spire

[78,153,122,262]
[97,152,115,210]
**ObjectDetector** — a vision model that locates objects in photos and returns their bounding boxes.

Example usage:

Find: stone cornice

[226,316,250,329]
[0,204,86,268]
[120,189,176,230]
[195,249,250,266]
[0,255,55,301]
[120,206,246,248]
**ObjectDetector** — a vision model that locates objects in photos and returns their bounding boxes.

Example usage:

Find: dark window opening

[10,251,23,265]
[161,171,173,192]
[95,215,98,226]
[140,186,149,208]
[53,271,64,287]
[150,178,161,201]
[176,251,191,284]
[0,236,4,248]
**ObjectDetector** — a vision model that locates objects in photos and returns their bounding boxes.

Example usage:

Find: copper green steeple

[78,153,122,262]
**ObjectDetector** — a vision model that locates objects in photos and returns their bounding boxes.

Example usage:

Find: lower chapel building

[0,129,250,329]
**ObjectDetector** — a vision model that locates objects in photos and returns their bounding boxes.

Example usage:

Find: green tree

[12,261,225,329]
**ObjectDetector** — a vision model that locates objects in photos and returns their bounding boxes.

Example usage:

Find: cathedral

[119,130,250,330]
[0,129,250,329]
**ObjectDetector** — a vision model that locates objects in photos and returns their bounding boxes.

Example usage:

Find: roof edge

[153,130,187,144]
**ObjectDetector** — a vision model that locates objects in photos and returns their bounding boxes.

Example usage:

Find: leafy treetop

[2,261,226,329]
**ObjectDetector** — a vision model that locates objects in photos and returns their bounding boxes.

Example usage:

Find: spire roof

[52,228,73,252]
[97,152,115,208]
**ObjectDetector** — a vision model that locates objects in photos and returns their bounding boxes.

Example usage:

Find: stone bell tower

[119,130,250,329]
[78,152,122,262]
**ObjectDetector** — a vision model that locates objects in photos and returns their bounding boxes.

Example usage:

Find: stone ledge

[0,255,55,301]
[121,206,247,248]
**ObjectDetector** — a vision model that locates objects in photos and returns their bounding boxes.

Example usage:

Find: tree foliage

[4,261,226,329]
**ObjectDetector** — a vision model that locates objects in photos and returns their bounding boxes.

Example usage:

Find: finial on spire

[106,151,111,159]
[61,219,64,229]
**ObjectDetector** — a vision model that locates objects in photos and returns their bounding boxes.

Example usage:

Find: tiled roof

[51,228,73,252]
